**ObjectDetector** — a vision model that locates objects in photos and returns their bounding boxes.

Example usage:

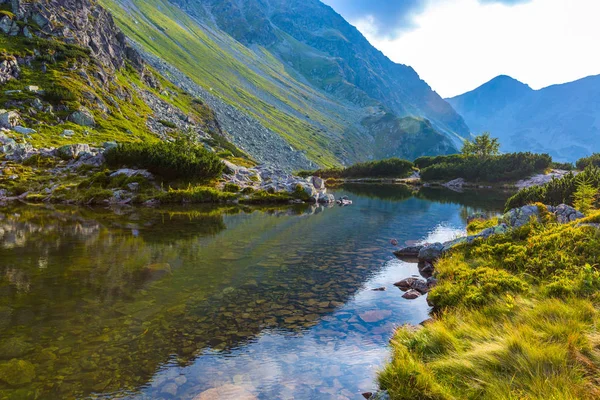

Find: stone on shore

[418,243,444,263]
[393,245,423,258]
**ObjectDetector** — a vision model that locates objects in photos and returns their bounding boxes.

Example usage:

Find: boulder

[402,289,421,300]
[56,144,90,160]
[311,175,325,190]
[418,261,435,278]
[68,106,96,127]
[103,141,118,150]
[12,126,36,135]
[418,243,444,263]
[317,192,335,203]
[548,204,584,224]
[393,245,423,259]
[61,129,75,138]
[394,277,429,294]
[501,205,541,228]
[0,359,36,386]
[0,110,21,129]
[394,277,419,291]
[110,169,153,179]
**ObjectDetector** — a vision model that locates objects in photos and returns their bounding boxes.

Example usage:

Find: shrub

[505,166,600,210]
[420,152,551,183]
[42,86,78,103]
[414,154,463,169]
[300,158,414,179]
[223,183,240,193]
[576,153,600,170]
[551,161,574,171]
[104,139,224,182]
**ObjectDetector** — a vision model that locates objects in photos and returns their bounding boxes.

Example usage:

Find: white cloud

[354,0,600,98]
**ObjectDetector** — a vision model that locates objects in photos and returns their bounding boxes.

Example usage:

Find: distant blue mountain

[447,75,600,162]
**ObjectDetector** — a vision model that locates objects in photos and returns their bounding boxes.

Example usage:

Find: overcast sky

[321,0,600,98]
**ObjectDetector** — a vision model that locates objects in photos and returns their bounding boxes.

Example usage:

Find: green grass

[380,213,600,399]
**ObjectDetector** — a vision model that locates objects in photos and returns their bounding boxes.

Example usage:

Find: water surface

[0,185,509,399]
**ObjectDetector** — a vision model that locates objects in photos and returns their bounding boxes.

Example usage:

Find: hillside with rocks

[447,74,600,162]
[101,0,469,165]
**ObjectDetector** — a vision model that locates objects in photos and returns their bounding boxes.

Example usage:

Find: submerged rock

[193,384,257,400]
[0,359,36,386]
[358,309,392,323]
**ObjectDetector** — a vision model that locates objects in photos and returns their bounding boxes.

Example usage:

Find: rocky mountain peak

[4,0,143,75]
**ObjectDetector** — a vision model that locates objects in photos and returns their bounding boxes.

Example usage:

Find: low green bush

[299,158,414,179]
[576,153,600,170]
[104,139,224,182]
[505,166,600,210]
[420,152,551,183]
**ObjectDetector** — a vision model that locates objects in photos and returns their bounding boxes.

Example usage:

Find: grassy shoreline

[378,208,600,399]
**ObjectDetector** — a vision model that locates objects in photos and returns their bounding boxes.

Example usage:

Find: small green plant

[223,183,240,193]
[158,119,177,129]
[573,174,598,214]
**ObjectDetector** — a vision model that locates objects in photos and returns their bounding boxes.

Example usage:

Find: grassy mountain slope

[101,0,462,165]
[447,75,600,162]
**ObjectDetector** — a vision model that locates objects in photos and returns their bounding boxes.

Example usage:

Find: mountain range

[447,74,600,162]
[99,0,470,167]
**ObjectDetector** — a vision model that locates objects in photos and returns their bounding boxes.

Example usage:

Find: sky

[321,0,600,98]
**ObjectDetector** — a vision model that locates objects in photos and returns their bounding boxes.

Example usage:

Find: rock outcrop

[5,0,143,74]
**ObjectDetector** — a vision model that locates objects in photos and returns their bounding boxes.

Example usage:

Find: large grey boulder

[0,110,21,128]
[56,144,91,160]
[548,204,584,224]
[68,107,96,127]
[393,245,424,258]
[501,205,541,228]
[418,243,444,262]
[317,192,335,204]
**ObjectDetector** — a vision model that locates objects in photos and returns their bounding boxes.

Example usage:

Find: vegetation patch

[380,212,600,399]
[298,158,414,179]
[506,166,600,210]
[104,138,224,182]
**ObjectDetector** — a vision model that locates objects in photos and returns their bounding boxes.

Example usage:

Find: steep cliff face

[6,0,142,74]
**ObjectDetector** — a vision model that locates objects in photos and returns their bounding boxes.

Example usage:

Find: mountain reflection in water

[0,185,510,399]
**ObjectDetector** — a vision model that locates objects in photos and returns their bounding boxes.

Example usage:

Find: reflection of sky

[140,259,431,399]
[134,214,462,399]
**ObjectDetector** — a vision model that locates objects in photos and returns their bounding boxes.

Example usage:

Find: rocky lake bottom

[0,185,511,399]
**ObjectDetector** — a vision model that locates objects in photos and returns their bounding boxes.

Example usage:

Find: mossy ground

[380,212,600,399]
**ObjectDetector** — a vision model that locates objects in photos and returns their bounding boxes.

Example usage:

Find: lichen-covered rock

[0,359,36,386]
[68,106,96,127]
[0,110,21,128]
[548,204,584,224]
[502,205,542,228]
[0,57,20,84]
[56,144,90,160]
